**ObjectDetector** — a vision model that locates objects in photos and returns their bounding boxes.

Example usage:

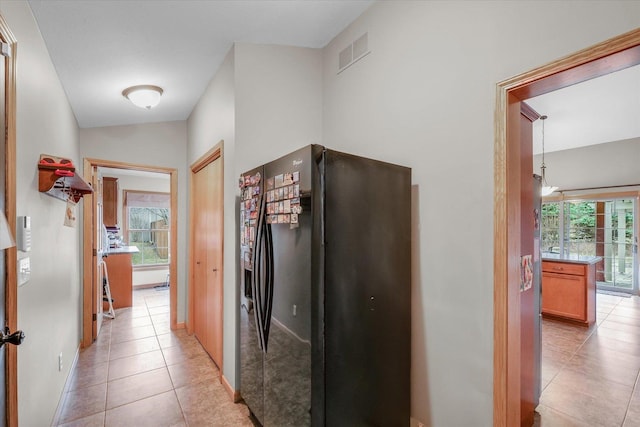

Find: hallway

[52,287,252,426]
[536,293,640,426]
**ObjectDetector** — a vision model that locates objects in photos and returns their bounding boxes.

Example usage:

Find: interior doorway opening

[81,158,178,348]
[494,28,640,426]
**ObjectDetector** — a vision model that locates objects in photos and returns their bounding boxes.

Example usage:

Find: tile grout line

[621,367,640,427]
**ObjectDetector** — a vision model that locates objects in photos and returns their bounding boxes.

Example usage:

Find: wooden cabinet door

[192,157,223,368]
[541,272,586,320]
[103,177,118,227]
[206,158,223,367]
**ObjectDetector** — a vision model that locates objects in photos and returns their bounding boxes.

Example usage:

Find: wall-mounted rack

[38,162,93,203]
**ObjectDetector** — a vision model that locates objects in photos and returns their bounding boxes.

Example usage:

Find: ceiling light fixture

[122,85,163,110]
[539,115,558,196]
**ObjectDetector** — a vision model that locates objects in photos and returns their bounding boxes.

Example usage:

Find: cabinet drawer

[542,261,585,276]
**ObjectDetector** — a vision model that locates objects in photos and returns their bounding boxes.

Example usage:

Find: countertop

[542,253,602,265]
[105,245,140,255]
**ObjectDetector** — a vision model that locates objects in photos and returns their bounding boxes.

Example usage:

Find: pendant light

[122,85,163,110]
[539,115,558,196]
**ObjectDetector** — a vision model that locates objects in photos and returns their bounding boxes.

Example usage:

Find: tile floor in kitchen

[535,292,640,427]
[51,287,253,427]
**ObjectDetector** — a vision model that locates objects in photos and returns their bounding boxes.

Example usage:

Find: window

[125,191,170,266]
[541,197,637,290]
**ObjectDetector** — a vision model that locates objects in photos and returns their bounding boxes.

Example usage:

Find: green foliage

[566,202,595,240]
[131,241,169,266]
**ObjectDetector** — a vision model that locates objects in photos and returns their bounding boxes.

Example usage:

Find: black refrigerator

[239,145,411,427]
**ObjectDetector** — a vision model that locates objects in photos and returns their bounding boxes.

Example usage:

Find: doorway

[188,142,224,370]
[494,28,640,425]
[81,159,178,348]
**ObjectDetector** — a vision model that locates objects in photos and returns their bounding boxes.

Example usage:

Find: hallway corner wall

[187,47,237,386]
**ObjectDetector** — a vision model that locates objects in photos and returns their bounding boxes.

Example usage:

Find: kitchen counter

[105,245,140,255]
[541,253,602,265]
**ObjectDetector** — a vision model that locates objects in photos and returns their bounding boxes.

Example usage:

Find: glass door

[541,197,638,293]
[593,198,637,292]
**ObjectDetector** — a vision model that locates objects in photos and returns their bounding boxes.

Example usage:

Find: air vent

[338,32,370,74]
[353,33,368,59]
[339,45,353,70]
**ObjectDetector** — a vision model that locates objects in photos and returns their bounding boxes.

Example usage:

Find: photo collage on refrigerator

[265,171,302,229]
[239,172,261,269]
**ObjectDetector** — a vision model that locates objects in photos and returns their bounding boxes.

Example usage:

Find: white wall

[534,137,640,191]
[0,2,82,425]
[234,43,323,172]
[79,122,188,321]
[321,2,640,426]
[187,47,238,385]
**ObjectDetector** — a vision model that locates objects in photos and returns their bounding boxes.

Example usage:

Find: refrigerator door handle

[252,193,266,351]
[262,216,274,351]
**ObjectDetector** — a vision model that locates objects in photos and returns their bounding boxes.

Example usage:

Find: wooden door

[192,155,223,368]
[520,103,539,426]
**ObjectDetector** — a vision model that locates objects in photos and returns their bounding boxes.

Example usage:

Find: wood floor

[51,287,252,426]
[536,293,640,426]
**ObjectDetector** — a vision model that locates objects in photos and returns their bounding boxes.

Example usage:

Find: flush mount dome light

[122,85,163,110]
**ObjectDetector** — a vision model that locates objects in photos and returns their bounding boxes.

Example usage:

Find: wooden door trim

[188,141,223,355]
[82,159,179,348]
[0,14,17,427]
[494,28,640,426]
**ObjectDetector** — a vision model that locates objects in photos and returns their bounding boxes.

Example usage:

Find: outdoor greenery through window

[128,207,170,266]
[541,199,635,289]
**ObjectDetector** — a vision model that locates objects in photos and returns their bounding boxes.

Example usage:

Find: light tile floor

[535,293,640,427]
[52,287,254,427]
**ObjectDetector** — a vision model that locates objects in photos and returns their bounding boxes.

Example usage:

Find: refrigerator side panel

[324,150,411,426]
[239,165,265,424]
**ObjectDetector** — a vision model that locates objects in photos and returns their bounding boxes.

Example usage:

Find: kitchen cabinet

[103,177,118,227]
[541,258,599,326]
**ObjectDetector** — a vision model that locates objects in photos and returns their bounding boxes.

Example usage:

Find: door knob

[0,326,24,347]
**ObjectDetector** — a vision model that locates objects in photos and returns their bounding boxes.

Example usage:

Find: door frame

[494,28,640,426]
[81,159,179,348]
[0,14,17,427]
[187,141,224,365]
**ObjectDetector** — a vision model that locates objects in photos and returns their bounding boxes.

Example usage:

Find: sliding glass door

[541,197,638,293]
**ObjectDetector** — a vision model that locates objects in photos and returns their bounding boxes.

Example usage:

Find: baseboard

[51,344,81,425]
[174,322,185,330]
[222,374,241,403]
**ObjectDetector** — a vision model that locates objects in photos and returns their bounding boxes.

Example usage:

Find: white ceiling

[527,63,640,154]
[26,1,640,149]
[28,0,373,129]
